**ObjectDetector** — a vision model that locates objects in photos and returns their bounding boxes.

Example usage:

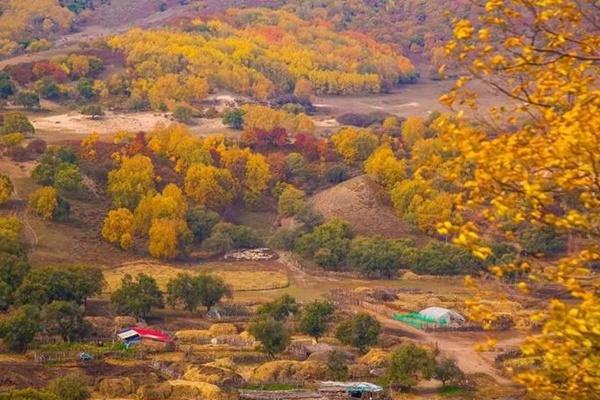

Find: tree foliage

[110,273,164,318]
[299,300,335,342]
[335,312,380,352]
[107,154,155,210]
[0,175,13,205]
[249,316,290,357]
[383,343,435,391]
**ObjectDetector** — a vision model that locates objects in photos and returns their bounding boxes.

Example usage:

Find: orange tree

[439,1,599,398]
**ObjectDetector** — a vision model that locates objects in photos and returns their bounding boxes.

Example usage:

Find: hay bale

[250,360,328,384]
[209,323,238,336]
[239,331,255,341]
[359,348,390,367]
[175,330,212,344]
[85,316,114,337]
[130,372,160,389]
[183,365,244,386]
[205,357,238,372]
[97,377,134,397]
[137,382,172,400]
[168,380,236,400]
[401,271,420,280]
[114,316,138,329]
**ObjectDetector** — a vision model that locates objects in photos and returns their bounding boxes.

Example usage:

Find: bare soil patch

[311,175,425,243]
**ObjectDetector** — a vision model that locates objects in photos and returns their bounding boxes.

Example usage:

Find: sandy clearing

[31,111,172,135]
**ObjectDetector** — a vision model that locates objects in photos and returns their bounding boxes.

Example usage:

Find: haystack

[114,316,137,329]
[359,348,390,368]
[205,357,238,372]
[97,377,134,397]
[169,380,237,400]
[250,360,328,384]
[209,323,238,336]
[137,381,172,400]
[175,330,212,344]
[183,365,245,386]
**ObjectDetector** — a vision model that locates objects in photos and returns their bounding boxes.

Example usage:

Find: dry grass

[103,262,289,293]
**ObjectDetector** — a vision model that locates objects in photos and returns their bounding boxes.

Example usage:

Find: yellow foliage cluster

[102,208,135,250]
[442,1,600,397]
[108,8,415,101]
[331,127,379,162]
[107,154,156,210]
[0,175,14,205]
[28,186,58,220]
[363,144,406,189]
[241,104,315,136]
[0,0,73,57]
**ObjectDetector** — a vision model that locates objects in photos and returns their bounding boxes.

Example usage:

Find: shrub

[1,112,34,135]
[518,225,567,256]
[186,207,220,243]
[433,357,464,387]
[336,112,391,128]
[348,236,410,279]
[277,185,308,217]
[15,91,40,109]
[294,219,353,269]
[48,373,90,400]
[412,241,483,275]
[205,223,263,251]
[222,108,245,130]
[324,164,349,184]
[173,106,194,123]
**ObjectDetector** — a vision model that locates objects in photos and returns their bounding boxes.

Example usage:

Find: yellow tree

[148,218,191,260]
[28,186,58,220]
[331,127,379,163]
[0,174,13,205]
[440,1,600,398]
[107,154,156,210]
[364,144,407,189]
[102,208,135,250]
[401,116,426,150]
[134,184,188,235]
[184,164,237,211]
[245,153,271,195]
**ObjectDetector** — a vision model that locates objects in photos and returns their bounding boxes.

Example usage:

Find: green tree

[299,300,335,342]
[48,373,90,400]
[16,265,104,306]
[15,91,40,110]
[249,316,290,357]
[173,105,194,123]
[256,294,299,321]
[0,72,15,99]
[197,274,232,311]
[0,305,41,352]
[382,343,435,391]
[110,273,164,319]
[186,207,220,242]
[277,185,308,217]
[80,104,104,119]
[1,112,34,135]
[166,273,232,312]
[222,108,245,130]
[433,357,464,387]
[294,219,353,269]
[42,301,89,342]
[335,312,380,352]
[54,164,83,193]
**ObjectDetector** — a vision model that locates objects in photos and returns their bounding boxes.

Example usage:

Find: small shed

[117,327,172,348]
[418,307,465,325]
[319,381,385,400]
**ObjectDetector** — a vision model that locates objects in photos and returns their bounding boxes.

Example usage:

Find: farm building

[319,381,385,399]
[393,307,465,329]
[117,327,173,348]
[419,307,465,325]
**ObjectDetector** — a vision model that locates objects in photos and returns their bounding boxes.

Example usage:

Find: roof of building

[117,327,172,343]
[419,307,465,323]
[319,381,383,393]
